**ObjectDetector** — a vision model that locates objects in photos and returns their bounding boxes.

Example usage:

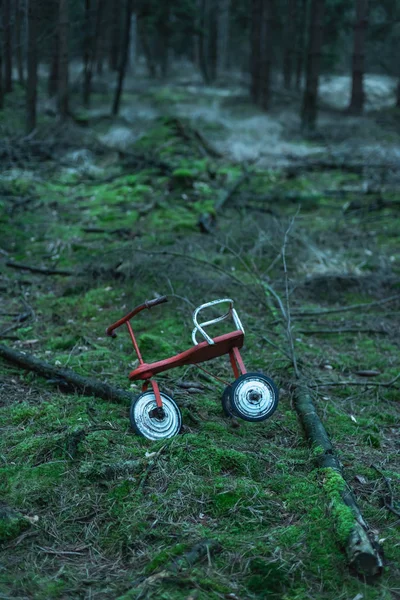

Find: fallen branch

[270,219,384,577]
[292,294,400,318]
[6,261,74,276]
[295,385,383,576]
[0,344,133,405]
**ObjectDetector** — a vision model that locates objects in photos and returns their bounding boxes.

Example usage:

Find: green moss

[320,468,355,544]
[144,543,187,574]
[0,514,29,543]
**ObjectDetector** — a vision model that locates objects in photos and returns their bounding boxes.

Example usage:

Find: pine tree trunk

[208,0,218,82]
[217,0,230,73]
[158,1,171,78]
[3,0,12,93]
[301,0,325,130]
[26,0,37,133]
[138,16,156,78]
[95,0,106,75]
[83,0,92,107]
[250,0,262,103]
[198,0,210,83]
[109,1,120,71]
[112,0,132,115]
[295,0,307,90]
[128,13,137,72]
[15,0,24,85]
[348,0,368,115]
[0,0,3,110]
[48,31,59,97]
[259,0,273,110]
[57,0,69,118]
[283,0,297,89]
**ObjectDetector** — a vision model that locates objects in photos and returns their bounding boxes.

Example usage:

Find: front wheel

[130,391,182,440]
[228,373,279,422]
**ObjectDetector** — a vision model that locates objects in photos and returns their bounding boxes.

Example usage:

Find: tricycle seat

[129,330,244,381]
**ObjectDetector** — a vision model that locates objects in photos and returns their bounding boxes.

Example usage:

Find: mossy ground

[0,82,399,599]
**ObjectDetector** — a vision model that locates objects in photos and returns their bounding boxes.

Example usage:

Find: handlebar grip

[146,295,168,308]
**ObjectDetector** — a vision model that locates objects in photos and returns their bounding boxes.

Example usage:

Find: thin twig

[297,328,388,335]
[310,373,400,389]
[282,214,300,378]
[133,249,264,303]
[261,336,293,361]
[371,465,400,519]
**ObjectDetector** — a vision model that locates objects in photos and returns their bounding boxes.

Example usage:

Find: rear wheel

[221,384,235,417]
[130,391,182,440]
[229,373,279,422]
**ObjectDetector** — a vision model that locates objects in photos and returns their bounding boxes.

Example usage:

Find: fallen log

[294,384,383,576]
[0,344,133,405]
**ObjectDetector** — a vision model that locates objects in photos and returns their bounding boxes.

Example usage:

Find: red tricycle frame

[106,296,247,410]
[106,296,279,440]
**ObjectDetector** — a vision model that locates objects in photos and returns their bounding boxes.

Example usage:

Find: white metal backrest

[192,298,245,346]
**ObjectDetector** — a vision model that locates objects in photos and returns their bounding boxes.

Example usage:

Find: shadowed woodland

[0,0,399,599]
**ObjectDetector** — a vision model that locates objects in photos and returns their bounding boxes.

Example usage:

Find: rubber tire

[130,391,182,440]
[221,384,236,417]
[229,373,279,422]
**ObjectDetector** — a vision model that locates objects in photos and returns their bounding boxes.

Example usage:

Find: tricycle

[106,296,279,440]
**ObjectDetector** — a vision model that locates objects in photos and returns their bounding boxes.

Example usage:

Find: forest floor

[0,75,400,600]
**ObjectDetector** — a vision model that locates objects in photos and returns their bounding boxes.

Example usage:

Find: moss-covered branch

[0,343,133,405]
[294,384,383,576]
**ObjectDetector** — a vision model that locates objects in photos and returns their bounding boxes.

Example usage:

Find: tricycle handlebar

[106,295,168,338]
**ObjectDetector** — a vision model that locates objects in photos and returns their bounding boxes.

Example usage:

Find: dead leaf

[354,475,367,485]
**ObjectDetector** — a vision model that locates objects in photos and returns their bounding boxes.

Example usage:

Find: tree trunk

[109,1,120,71]
[95,0,106,75]
[301,0,325,130]
[128,13,137,72]
[397,79,400,108]
[348,0,368,115]
[250,0,262,103]
[3,0,12,93]
[0,0,3,110]
[83,0,92,107]
[198,0,210,83]
[208,0,218,82]
[259,0,273,110]
[26,0,37,133]
[217,0,230,73]
[283,0,297,89]
[158,1,171,78]
[48,30,59,97]
[295,0,307,90]
[138,16,156,78]
[83,0,105,107]
[57,0,69,118]
[15,0,24,85]
[112,0,132,115]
